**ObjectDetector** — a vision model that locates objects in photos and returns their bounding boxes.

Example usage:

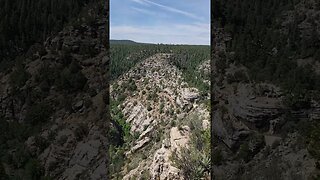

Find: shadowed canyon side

[0,1,110,179]
[211,0,320,179]
[109,46,211,179]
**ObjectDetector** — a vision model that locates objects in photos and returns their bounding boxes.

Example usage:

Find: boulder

[181,88,199,101]
[73,100,84,111]
[170,126,190,152]
[151,147,182,180]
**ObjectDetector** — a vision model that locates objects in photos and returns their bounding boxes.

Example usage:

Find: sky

[110,0,210,45]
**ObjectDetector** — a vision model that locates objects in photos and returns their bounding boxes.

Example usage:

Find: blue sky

[110,0,210,45]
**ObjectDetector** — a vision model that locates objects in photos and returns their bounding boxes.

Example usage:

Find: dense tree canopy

[111,44,210,93]
[0,0,94,61]
[215,0,320,107]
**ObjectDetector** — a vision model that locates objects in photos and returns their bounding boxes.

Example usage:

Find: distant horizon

[110,39,210,46]
[110,0,210,45]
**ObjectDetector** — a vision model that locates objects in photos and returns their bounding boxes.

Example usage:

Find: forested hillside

[109,44,210,179]
[212,0,320,179]
[214,0,320,107]
[0,0,101,62]
[110,40,141,45]
[0,0,108,179]
[111,44,210,92]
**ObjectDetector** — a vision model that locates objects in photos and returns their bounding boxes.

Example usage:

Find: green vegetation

[237,143,251,163]
[108,99,132,178]
[215,0,320,106]
[9,59,30,90]
[74,123,89,141]
[34,59,88,93]
[34,135,50,152]
[212,148,223,166]
[1,63,55,179]
[110,44,210,93]
[56,61,87,93]
[0,117,51,179]
[307,122,320,161]
[0,0,106,179]
[0,0,104,62]
[24,158,45,179]
[147,103,152,111]
[110,44,161,80]
[110,100,131,143]
[169,45,210,94]
[140,169,151,180]
[109,43,210,178]
[110,40,140,45]
[159,103,164,114]
[236,133,265,163]
[25,102,52,125]
[215,0,320,166]
[171,114,211,179]
[108,145,125,179]
[122,78,137,92]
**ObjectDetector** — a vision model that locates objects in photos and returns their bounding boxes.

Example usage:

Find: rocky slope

[0,3,110,179]
[211,17,320,179]
[110,53,210,179]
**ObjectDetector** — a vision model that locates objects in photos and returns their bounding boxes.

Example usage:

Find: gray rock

[182,88,199,101]
[74,100,84,111]
[69,140,100,167]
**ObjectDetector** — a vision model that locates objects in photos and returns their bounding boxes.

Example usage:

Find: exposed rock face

[212,110,239,149]
[112,53,206,137]
[170,126,190,153]
[151,146,182,180]
[197,60,211,86]
[110,53,210,179]
[126,137,151,156]
[242,133,317,180]
[122,101,153,133]
[229,84,284,128]
[181,88,199,101]
[36,100,108,179]
[212,14,320,179]
[73,100,84,111]
[36,17,108,178]
[198,59,210,73]
[264,135,281,146]
[149,126,191,180]
[0,6,109,179]
[212,28,286,149]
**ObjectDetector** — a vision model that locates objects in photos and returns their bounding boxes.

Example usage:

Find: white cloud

[131,0,148,5]
[110,23,210,45]
[130,0,204,21]
[131,7,158,16]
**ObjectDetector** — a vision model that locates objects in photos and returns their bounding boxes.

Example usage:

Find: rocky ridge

[211,22,320,179]
[111,53,210,179]
[0,7,109,179]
